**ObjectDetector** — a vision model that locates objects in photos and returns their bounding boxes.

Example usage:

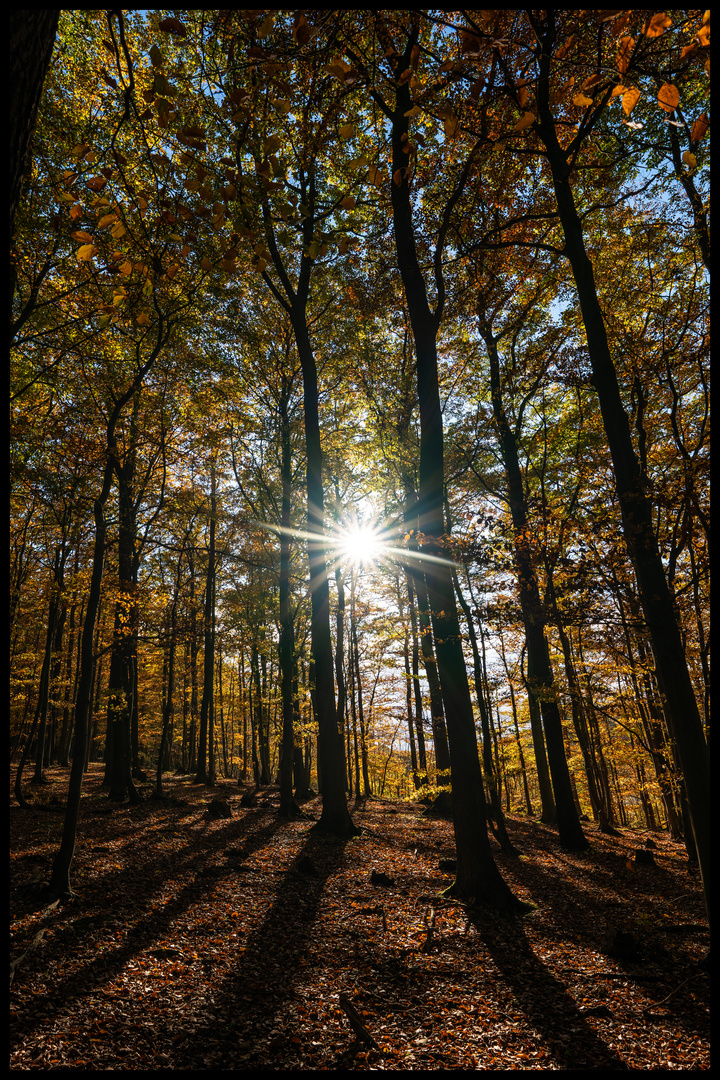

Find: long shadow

[10,807,285,1039]
[468,908,630,1070]
[173,824,354,1069]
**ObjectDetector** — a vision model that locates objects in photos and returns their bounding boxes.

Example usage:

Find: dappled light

[10,7,709,1071]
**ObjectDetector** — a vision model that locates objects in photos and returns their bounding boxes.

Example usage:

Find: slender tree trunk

[386,33,520,907]
[195,463,216,785]
[479,322,586,849]
[292,314,356,834]
[278,381,299,817]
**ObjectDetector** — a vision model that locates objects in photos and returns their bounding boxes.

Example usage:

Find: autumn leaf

[690,112,710,143]
[572,93,594,107]
[76,244,96,261]
[338,123,355,140]
[622,87,641,116]
[367,164,384,187]
[513,111,535,132]
[657,83,680,113]
[643,12,671,38]
[616,36,635,74]
[682,151,697,170]
[158,17,187,37]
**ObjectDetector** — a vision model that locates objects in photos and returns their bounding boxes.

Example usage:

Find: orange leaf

[643,12,671,38]
[513,111,535,132]
[616,35,635,74]
[690,112,710,143]
[622,86,641,115]
[657,83,679,113]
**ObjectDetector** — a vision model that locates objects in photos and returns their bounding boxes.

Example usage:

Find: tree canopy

[10,9,709,923]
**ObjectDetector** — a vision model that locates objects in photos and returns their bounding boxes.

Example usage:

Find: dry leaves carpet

[10,766,710,1070]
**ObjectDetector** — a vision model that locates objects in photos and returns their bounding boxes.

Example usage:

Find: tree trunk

[292,314,356,835]
[387,41,520,907]
[479,321,586,849]
[536,14,709,914]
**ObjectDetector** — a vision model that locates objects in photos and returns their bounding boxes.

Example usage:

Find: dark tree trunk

[278,380,300,817]
[293,314,356,835]
[10,11,59,238]
[195,464,217,784]
[535,14,709,915]
[479,322,586,850]
[385,34,519,908]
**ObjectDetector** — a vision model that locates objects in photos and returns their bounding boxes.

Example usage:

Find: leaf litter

[10,765,709,1070]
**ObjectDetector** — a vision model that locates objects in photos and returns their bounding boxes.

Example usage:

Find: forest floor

[10,765,710,1070]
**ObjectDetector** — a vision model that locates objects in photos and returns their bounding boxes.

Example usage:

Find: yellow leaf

[338,123,354,139]
[69,203,84,220]
[77,244,96,261]
[622,86,641,115]
[136,313,151,326]
[610,84,626,97]
[110,222,126,239]
[513,111,535,132]
[98,213,118,228]
[573,93,594,107]
[71,230,94,243]
[393,168,404,187]
[119,261,133,275]
[682,150,697,170]
[403,105,422,117]
[643,12,671,38]
[657,83,679,112]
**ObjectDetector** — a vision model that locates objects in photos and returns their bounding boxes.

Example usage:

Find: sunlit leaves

[690,113,710,144]
[615,36,634,75]
[657,83,680,113]
[642,12,671,39]
[621,87,641,116]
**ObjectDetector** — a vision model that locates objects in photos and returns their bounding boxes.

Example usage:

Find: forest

[10,9,709,1071]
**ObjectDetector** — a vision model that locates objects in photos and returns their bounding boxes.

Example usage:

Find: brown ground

[10,765,710,1070]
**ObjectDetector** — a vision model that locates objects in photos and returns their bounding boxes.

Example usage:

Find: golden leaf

[622,86,641,115]
[573,93,594,107]
[616,35,635,74]
[338,123,355,139]
[98,213,118,228]
[136,313,151,326]
[643,12,671,38]
[71,230,94,243]
[690,112,710,143]
[682,150,697,170]
[657,83,680,112]
[77,244,96,261]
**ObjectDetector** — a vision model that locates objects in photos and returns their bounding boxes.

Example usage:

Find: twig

[421,902,437,953]
[643,971,706,1012]
[338,993,381,1051]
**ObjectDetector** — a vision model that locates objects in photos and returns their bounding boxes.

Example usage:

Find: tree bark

[535,13,709,915]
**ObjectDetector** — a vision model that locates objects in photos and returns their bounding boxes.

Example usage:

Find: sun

[340,524,384,567]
